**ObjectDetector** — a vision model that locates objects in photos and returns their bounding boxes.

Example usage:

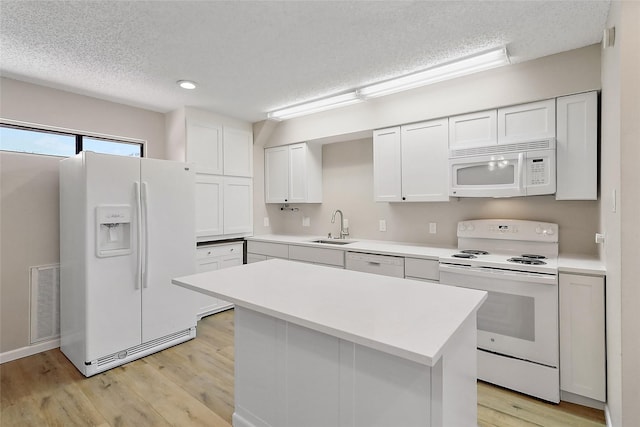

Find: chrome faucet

[331,209,349,239]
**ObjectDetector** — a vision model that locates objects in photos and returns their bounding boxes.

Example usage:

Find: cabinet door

[264,146,290,203]
[288,143,308,203]
[498,99,556,144]
[448,110,497,149]
[401,119,449,202]
[224,127,253,177]
[196,256,222,318]
[559,273,606,401]
[556,92,597,200]
[223,177,253,235]
[373,127,402,202]
[195,174,224,240]
[186,119,223,174]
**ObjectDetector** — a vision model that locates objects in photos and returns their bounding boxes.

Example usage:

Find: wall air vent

[29,264,60,344]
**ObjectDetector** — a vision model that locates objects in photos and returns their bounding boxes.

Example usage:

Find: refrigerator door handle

[141,181,150,288]
[135,181,142,290]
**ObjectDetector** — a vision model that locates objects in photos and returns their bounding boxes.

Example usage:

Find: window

[0,126,76,157]
[0,124,144,157]
[83,137,141,157]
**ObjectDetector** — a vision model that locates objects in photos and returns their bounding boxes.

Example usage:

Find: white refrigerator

[60,151,199,376]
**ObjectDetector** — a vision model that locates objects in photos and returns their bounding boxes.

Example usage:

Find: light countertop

[247,234,606,275]
[173,259,487,366]
[247,234,456,260]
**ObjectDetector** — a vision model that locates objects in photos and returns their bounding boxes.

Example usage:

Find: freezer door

[84,152,142,360]
[140,158,198,342]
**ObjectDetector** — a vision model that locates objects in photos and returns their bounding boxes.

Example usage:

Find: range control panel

[457,219,558,242]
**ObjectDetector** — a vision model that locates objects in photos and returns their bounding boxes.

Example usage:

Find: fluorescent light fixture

[357,47,510,99]
[177,80,197,90]
[265,47,509,120]
[267,92,362,121]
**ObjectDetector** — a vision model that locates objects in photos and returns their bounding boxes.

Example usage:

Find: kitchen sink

[311,239,357,245]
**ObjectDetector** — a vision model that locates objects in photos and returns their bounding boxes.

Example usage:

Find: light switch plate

[302,217,310,227]
[429,223,437,234]
[263,217,270,227]
[379,219,387,232]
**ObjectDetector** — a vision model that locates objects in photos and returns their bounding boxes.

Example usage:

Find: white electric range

[439,219,560,403]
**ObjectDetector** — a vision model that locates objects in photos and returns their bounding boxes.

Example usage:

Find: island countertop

[173,258,487,366]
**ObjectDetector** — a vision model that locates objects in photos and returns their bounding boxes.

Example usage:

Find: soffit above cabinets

[0,1,610,122]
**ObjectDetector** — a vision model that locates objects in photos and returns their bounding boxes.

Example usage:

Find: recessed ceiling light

[177,80,197,90]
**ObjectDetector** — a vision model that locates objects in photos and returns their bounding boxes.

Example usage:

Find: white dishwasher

[345,252,405,278]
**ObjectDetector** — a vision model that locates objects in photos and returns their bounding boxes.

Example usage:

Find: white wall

[600,2,640,426]
[0,77,167,354]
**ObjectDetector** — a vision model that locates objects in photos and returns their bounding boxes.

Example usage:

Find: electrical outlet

[429,222,437,234]
[343,218,349,228]
[263,217,270,227]
[302,217,310,227]
[379,219,387,232]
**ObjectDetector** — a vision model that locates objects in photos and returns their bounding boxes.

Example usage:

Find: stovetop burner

[507,257,547,265]
[452,253,476,259]
[461,249,490,255]
[521,254,547,260]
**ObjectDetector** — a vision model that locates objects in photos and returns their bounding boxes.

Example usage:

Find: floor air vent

[30,264,60,344]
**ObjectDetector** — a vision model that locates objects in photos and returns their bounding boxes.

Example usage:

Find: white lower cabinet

[404,257,440,283]
[196,242,243,319]
[246,241,289,260]
[289,245,344,268]
[559,273,606,403]
[345,252,404,277]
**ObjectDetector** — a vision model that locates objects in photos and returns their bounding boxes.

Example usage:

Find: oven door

[439,263,558,367]
[449,152,524,197]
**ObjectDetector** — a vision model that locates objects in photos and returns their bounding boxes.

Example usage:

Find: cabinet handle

[402,196,406,201]
[230,248,234,252]
[284,199,288,202]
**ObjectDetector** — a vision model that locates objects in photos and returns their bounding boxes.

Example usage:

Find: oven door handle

[439,263,557,285]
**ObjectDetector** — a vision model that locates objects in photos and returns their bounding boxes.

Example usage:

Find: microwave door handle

[518,153,526,192]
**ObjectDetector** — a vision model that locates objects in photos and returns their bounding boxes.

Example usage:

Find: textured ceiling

[0,1,610,123]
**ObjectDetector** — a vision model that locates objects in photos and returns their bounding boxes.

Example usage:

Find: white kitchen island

[173,259,487,427]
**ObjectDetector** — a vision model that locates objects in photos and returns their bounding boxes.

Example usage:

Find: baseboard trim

[0,338,60,364]
[604,404,613,427]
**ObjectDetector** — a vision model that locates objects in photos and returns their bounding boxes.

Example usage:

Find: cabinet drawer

[404,258,439,282]
[289,245,344,267]
[247,241,289,258]
[197,242,243,259]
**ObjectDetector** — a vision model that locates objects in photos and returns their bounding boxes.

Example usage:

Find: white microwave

[449,140,556,198]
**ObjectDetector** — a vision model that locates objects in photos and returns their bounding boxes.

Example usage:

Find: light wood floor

[1,309,605,427]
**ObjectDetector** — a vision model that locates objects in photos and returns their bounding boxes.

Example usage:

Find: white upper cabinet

[374,120,449,202]
[186,119,223,174]
[185,118,253,177]
[373,127,402,202]
[223,176,253,234]
[264,146,290,203]
[170,109,254,241]
[195,174,224,239]
[223,127,253,177]
[555,91,598,200]
[448,110,497,149]
[264,143,322,204]
[498,99,556,144]
[401,119,449,202]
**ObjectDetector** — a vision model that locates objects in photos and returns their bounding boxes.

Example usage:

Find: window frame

[0,118,146,158]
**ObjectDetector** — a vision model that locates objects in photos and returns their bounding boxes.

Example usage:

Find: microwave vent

[449,139,554,158]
